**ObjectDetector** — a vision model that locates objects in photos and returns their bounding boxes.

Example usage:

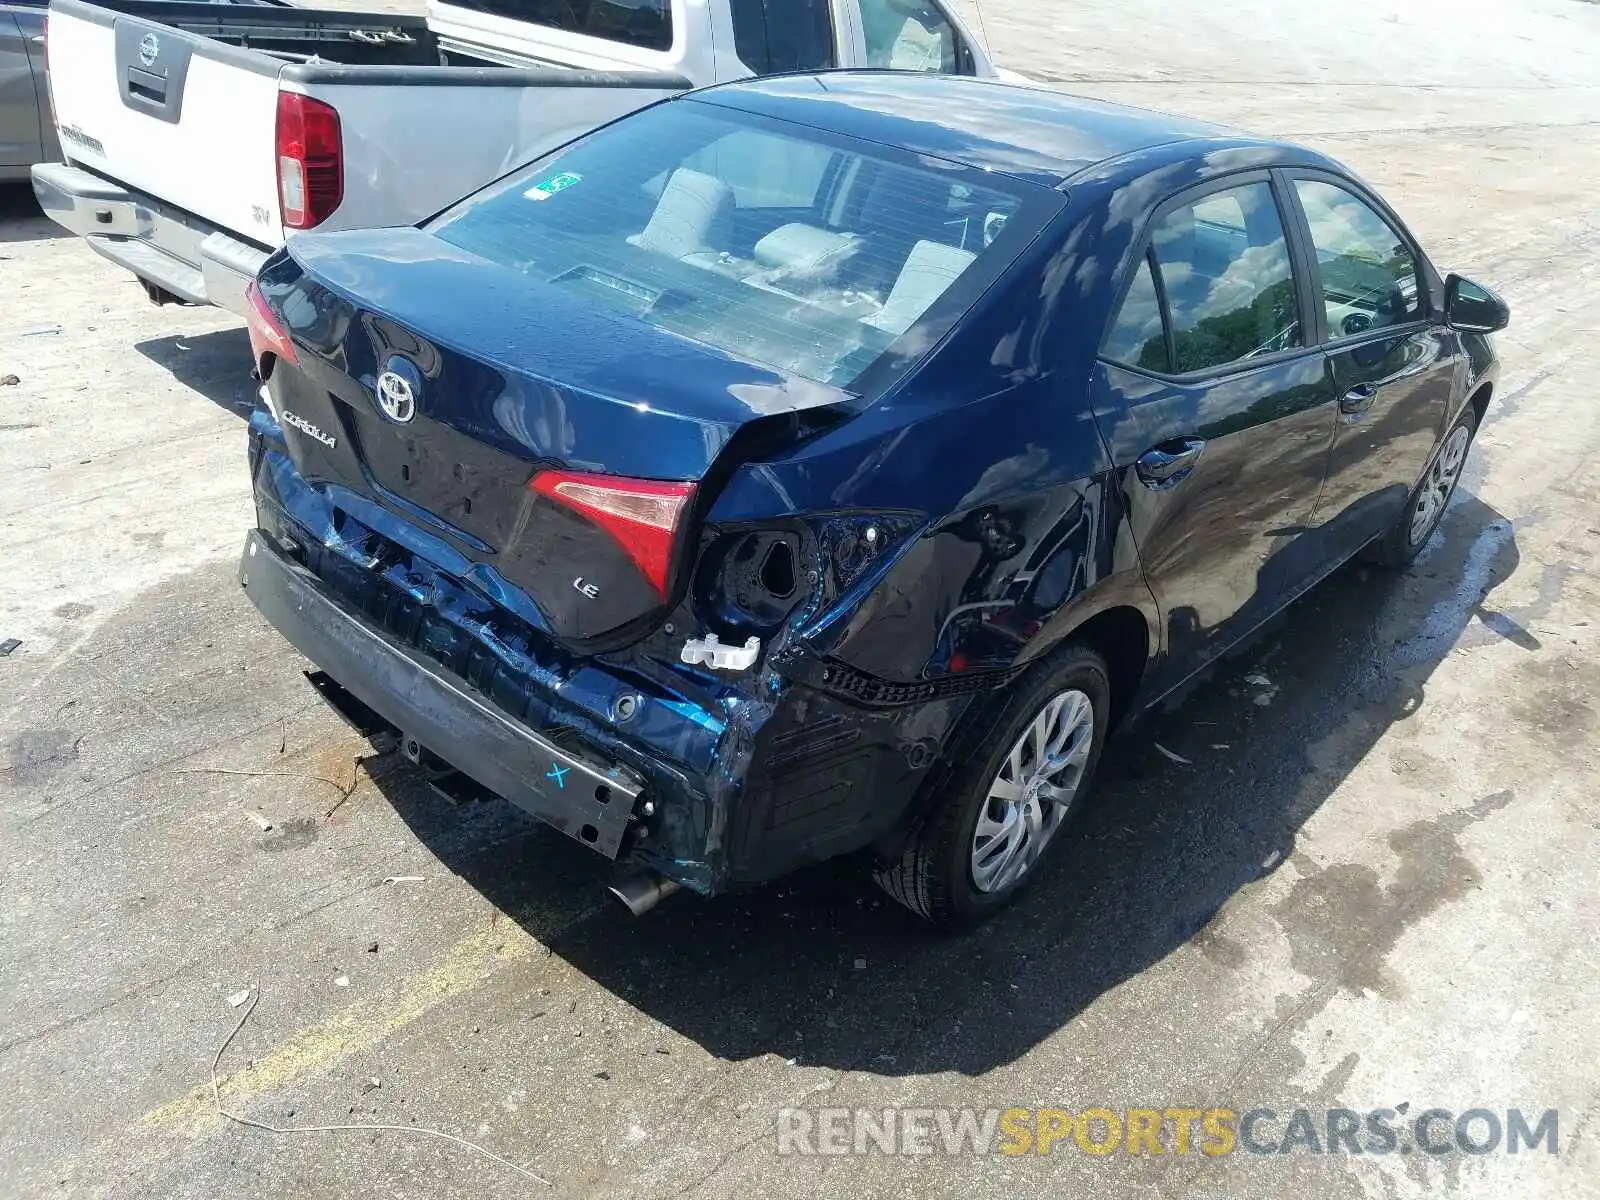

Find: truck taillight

[531,472,695,597]
[245,278,298,370]
[276,92,342,230]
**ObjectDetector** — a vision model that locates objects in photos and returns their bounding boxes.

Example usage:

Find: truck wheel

[874,644,1111,927]
[1366,406,1478,570]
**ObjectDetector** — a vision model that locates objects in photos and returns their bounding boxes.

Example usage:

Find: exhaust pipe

[607,872,682,917]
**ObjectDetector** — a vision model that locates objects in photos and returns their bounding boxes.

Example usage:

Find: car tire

[1366,405,1479,570]
[873,644,1112,928]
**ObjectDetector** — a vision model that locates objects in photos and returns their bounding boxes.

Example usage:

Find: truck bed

[42,0,688,286]
[64,0,571,70]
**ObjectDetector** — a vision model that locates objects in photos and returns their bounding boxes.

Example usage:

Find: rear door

[1091,173,1340,686]
[0,4,41,169]
[11,0,55,161]
[726,0,840,76]
[44,3,283,240]
[1287,172,1456,559]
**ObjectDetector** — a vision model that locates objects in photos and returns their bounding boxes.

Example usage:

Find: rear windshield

[441,0,673,52]
[430,101,1053,392]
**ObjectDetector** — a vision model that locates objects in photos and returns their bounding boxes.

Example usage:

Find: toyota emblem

[376,368,417,424]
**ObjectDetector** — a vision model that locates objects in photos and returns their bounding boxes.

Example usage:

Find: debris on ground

[853,958,867,970]
[383,876,424,885]
[334,975,350,988]
[1154,742,1193,765]
[21,324,62,337]
[174,765,350,796]
[1242,672,1279,707]
[210,980,549,1184]
[0,638,20,656]
[0,374,19,386]
[242,809,273,832]
[226,989,251,1008]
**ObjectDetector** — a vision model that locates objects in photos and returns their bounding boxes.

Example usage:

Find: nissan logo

[137,32,159,68]
[376,369,417,423]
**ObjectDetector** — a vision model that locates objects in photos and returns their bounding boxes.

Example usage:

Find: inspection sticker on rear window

[524,172,583,201]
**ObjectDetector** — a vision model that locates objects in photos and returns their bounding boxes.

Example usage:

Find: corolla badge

[137,33,160,68]
[280,410,336,450]
[375,361,418,424]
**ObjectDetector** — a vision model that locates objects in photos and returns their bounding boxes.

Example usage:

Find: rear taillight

[531,471,695,597]
[245,278,298,369]
[276,92,342,229]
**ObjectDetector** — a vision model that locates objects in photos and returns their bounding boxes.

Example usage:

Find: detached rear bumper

[237,529,641,859]
[31,162,269,316]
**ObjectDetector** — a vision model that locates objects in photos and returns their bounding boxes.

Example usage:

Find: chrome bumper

[30,161,270,317]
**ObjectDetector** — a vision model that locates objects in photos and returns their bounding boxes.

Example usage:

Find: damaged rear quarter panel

[691,211,1164,878]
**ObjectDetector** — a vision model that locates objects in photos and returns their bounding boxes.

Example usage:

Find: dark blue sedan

[240,71,1508,925]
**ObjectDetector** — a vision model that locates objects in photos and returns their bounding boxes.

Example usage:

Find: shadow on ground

[0,182,61,244]
[135,327,256,417]
[369,491,1532,1077]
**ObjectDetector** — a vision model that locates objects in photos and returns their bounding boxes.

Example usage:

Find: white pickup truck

[32,0,999,317]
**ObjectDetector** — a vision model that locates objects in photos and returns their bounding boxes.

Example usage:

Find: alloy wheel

[970,689,1095,894]
[1408,424,1471,547]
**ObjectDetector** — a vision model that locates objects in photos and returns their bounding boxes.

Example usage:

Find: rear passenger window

[729,0,836,74]
[1149,182,1302,374]
[1293,179,1421,338]
[1102,255,1168,372]
[442,0,672,52]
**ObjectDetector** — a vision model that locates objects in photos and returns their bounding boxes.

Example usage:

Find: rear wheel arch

[1057,604,1152,728]
[870,603,1150,873]
[1467,381,1493,427]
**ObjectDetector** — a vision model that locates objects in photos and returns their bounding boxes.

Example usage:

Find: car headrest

[864,239,977,337]
[751,223,860,281]
[627,168,734,260]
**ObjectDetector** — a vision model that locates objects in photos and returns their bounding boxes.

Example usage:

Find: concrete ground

[2,0,1597,1196]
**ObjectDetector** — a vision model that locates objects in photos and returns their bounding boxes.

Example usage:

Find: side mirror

[1444,274,1510,334]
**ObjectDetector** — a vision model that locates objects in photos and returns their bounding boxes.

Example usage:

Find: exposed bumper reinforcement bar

[237,530,640,858]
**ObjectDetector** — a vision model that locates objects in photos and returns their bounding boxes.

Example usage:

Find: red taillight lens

[245,278,298,369]
[531,471,695,597]
[276,92,343,229]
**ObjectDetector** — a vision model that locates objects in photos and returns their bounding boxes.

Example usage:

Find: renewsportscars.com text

[777,1106,1560,1158]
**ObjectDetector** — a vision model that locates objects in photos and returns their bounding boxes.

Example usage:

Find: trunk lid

[258,227,852,643]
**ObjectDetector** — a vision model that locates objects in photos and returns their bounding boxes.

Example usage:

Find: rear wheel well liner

[1055,604,1152,729]
[1467,381,1493,426]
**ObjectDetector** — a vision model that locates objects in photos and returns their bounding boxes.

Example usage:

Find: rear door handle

[1340,383,1379,417]
[1135,437,1206,489]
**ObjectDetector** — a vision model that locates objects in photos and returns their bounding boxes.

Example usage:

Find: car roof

[691,71,1264,188]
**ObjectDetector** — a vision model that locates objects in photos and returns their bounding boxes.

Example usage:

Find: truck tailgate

[47,0,284,246]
